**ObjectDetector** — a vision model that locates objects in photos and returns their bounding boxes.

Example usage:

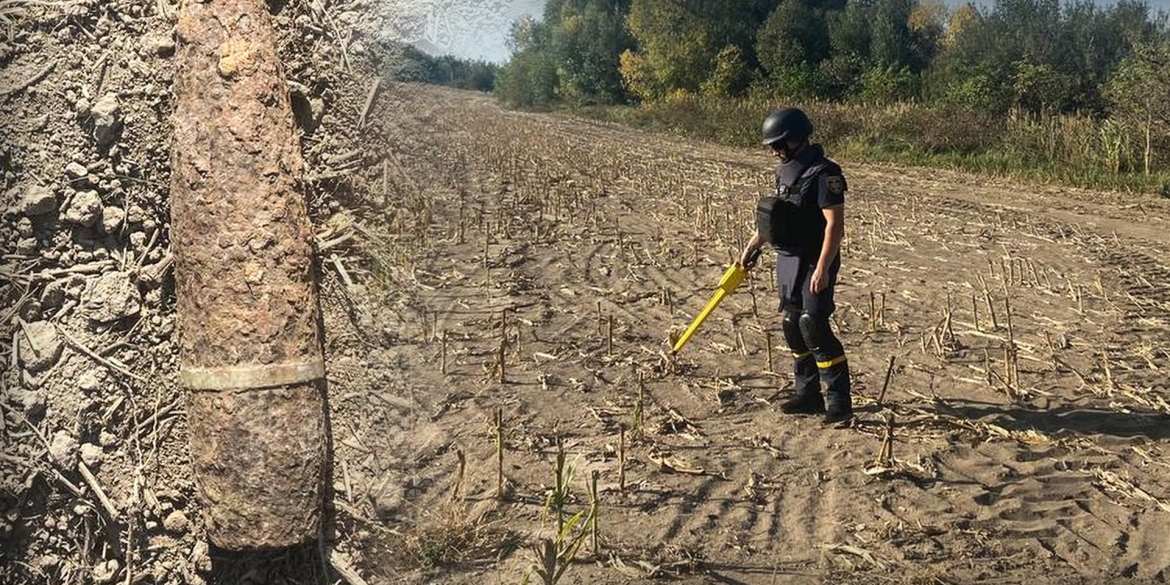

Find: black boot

[781,349,821,415]
[817,353,851,425]
[780,392,825,414]
[822,402,853,425]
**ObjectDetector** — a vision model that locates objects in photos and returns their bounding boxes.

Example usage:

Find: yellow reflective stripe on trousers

[817,355,847,369]
[793,351,813,360]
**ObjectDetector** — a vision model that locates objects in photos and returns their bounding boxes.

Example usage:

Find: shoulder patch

[826,175,846,195]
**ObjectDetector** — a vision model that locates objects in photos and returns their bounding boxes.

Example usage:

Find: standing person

[739,107,852,424]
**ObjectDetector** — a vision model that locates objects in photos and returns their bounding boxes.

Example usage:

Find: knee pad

[781,310,807,352]
[798,313,832,350]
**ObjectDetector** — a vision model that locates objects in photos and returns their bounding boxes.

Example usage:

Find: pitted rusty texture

[172,0,319,369]
[171,0,325,549]
[186,385,325,550]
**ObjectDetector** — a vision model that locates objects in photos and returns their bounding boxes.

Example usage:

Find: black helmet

[761,108,813,145]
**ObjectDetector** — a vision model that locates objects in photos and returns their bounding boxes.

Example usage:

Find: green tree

[1058,0,1158,113]
[859,63,917,103]
[755,0,830,75]
[496,49,559,107]
[547,0,634,104]
[626,0,715,93]
[701,44,752,97]
[1011,61,1074,113]
[626,0,777,97]
[497,17,558,107]
[827,0,873,59]
[1105,41,1170,174]
[944,3,980,48]
[908,0,947,69]
[816,53,867,100]
[870,0,915,67]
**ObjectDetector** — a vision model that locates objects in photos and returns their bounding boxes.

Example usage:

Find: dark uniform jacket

[757,144,847,258]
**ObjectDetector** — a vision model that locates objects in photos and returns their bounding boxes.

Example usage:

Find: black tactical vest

[756,146,832,253]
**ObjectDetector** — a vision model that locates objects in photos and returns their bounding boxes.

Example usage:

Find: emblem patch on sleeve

[826,175,846,195]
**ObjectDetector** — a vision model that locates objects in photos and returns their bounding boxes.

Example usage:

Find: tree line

[482,0,1170,179]
[496,0,1167,110]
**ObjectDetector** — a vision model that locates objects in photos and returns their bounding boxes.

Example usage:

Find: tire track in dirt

[928,441,1142,578]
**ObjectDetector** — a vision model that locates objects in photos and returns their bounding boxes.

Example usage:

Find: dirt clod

[164,510,191,534]
[79,443,104,468]
[18,320,64,373]
[48,430,79,467]
[62,190,104,227]
[91,93,123,146]
[82,271,141,324]
[8,388,47,420]
[101,205,125,233]
[18,184,57,216]
[64,161,88,180]
[92,559,120,584]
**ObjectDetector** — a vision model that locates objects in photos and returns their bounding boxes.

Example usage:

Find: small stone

[16,217,33,237]
[48,430,79,467]
[64,161,89,180]
[75,96,91,118]
[163,510,190,534]
[126,204,146,224]
[19,184,57,216]
[99,430,118,447]
[92,559,119,584]
[91,93,122,146]
[101,205,125,234]
[373,484,405,519]
[41,280,66,310]
[8,389,47,419]
[144,33,175,57]
[80,443,104,468]
[63,190,103,227]
[16,237,37,254]
[18,320,64,373]
[35,554,60,570]
[83,271,141,324]
[190,540,211,572]
[129,231,147,251]
[78,369,104,392]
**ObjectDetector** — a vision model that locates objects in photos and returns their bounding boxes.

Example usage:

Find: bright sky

[381,0,544,64]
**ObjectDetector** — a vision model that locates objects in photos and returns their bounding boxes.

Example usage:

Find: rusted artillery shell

[171,0,325,549]
[186,385,325,549]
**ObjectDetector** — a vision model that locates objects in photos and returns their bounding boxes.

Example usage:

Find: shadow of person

[937,398,1170,441]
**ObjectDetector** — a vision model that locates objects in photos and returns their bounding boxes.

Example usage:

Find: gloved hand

[739,245,761,270]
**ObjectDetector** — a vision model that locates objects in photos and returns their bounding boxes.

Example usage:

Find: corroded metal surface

[171,0,325,550]
[185,385,325,549]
